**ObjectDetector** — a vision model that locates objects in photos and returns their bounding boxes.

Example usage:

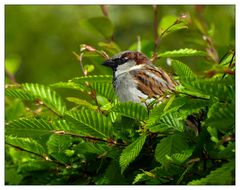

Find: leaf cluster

[5,11,235,185]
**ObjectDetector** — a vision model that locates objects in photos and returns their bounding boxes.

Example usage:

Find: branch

[53,130,126,147]
[100,5,109,17]
[35,99,63,118]
[6,142,66,166]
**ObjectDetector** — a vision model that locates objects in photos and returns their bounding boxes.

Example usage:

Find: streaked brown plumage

[102,51,177,104]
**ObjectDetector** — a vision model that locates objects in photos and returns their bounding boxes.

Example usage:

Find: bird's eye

[112,57,128,65]
[120,56,129,63]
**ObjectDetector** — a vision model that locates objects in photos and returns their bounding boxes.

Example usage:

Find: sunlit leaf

[158,48,206,58]
[112,102,148,121]
[66,108,113,138]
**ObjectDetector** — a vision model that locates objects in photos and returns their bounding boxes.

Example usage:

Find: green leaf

[120,135,147,174]
[112,102,148,121]
[5,56,21,74]
[75,142,111,155]
[5,87,34,100]
[71,75,112,84]
[5,99,26,121]
[155,134,189,165]
[101,159,127,184]
[6,136,47,156]
[166,149,193,164]
[50,81,86,91]
[66,108,113,138]
[22,83,66,115]
[6,118,55,138]
[47,134,72,163]
[5,167,23,185]
[147,97,186,127]
[71,75,115,100]
[180,98,209,113]
[66,97,97,110]
[84,64,95,73]
[133,173,150,184]
[158,48,206,58]
[47,134,72,154]
[6,83,67,115]
[219,50,235,66]
[171,59,196,80]
[91,82,115,100]
[184,78,234,100]
[133,166,176,184]
[158,15,188,37]
[148,112,184,133]
[81,17,114,38]
[205,102,234,132]
[188,161,235,185]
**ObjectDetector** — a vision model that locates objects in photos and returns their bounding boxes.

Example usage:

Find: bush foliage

[5,5,235,185]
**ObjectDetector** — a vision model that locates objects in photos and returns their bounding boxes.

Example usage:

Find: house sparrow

[102,51,177,105]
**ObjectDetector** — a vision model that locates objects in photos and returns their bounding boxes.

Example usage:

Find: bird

[102,51,177,106]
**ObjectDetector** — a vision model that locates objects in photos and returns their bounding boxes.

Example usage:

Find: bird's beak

[102,59,115,68]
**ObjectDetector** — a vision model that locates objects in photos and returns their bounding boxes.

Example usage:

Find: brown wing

[130,64,177,98]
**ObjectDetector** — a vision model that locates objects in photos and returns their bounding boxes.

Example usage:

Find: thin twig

[35,99,62,118]
[6,142,45,159]
[100,5,114,42]
[54,130,126,147]
[80,52,87,76]
[5,69,17,84]
[6,142,66,166]
[137,36,141,52]
[153,5,159,55]
[100,5,109,17]
[152,16,182,61]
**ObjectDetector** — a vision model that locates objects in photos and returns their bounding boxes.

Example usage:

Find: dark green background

[5,5,235,84]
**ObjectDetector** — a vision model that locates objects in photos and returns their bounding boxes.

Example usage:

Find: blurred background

[5,5,235,84]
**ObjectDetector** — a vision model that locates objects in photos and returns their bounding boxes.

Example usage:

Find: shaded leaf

[184,78,234,100]
[6,118,55,138]
[5,87,34,100]
[148,112,184,132]
[75,142,111,155]
[188,161,235,185]
[171,59,196,80]
[47,134,72,163]
[155,134,188,165]
[205,102,234,132]
[6,136,47,156]
[47,134,72,154]
[120,135,147,174]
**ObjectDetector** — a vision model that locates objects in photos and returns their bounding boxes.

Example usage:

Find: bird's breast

[113,73,148,103]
